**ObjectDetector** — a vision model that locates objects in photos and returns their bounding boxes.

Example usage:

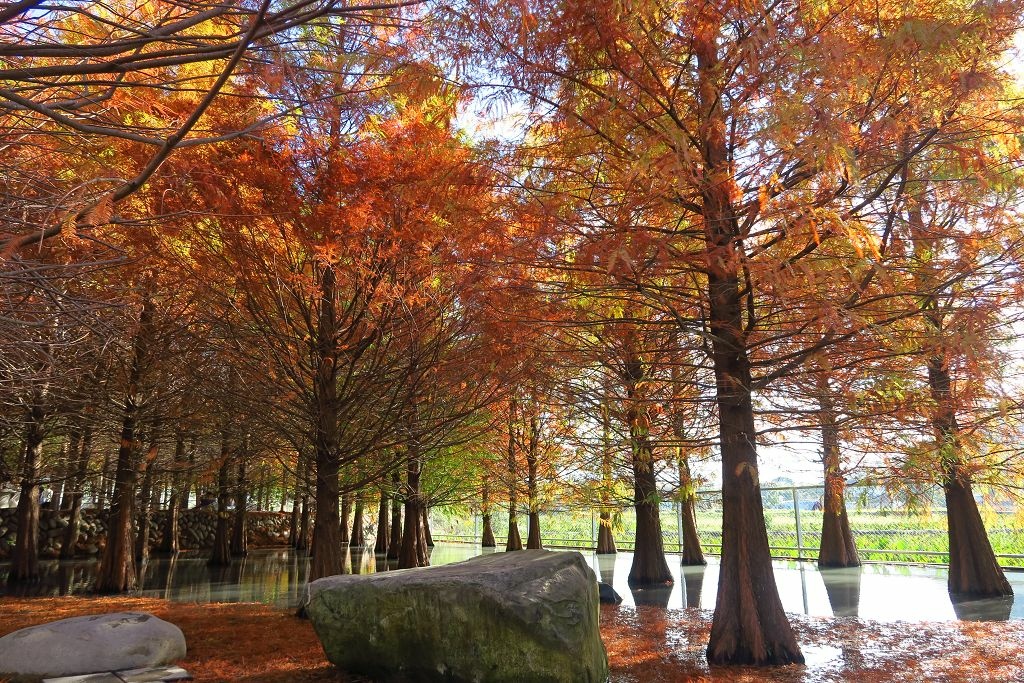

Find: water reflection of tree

[680,565,705,609]
[821,567,861,618]
[951,595,1013,621]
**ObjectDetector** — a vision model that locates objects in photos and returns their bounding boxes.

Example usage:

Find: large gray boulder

[0,612,186,679]
[306,549,608,682]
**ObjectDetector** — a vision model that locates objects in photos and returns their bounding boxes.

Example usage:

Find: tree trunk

[505,400,523,551]
[231,456,248,557]
[387,470,402,560]
[817,378,859,568]
[927,357,1011,597]
[349,495,365,548]
[307,260,344,580]
[9,401,45,583]
[421,504,434,548]
[597,511,616,554]
[61,427,92,560]
[374,489,390,553]
[678,457,705,566]
[208,443,232,567]
[288,455,302,547]
[157,432,186,555]
[95,296,155,594]
[597,388,617,555]
[134,454,154,563]
[624,354,672,586]
[481,514,496,547]
[526,422,542,550]
[480,478,496,547]
[339,493,351,545]
[398,452,429,568]
[296,492,311,551]
[695,22,802,664]
[95,449,111,512]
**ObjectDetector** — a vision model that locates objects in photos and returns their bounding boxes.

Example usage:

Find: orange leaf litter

[1,599,1023,682]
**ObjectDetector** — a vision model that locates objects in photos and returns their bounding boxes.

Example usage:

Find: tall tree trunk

[157,432,186,555]
[387,470,402,560]
[928,356,1011,597]
[505,400,523,551]
[208,440,233,567]
[134,451,154,563]
[308,262,343,580]
[817,376,859,568]
[349,494,365,548]
[597,387,616,555]
[9,400,45,583]
[231,455,248,557]
[95,295,155,594]
[61,427,92,560]
[525,413,543,550]
[288,454,302,547]
[398,450,429,568]
[693,20,803,664]
[624,354,672,586]
[480,478,496,547]
[374,489,389,553]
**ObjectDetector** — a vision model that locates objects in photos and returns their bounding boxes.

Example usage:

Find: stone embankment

[0,507,292,559]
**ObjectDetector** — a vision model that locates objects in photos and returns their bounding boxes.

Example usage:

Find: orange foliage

[2,598,1023,682]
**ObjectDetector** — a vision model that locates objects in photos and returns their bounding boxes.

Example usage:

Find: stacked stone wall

[0,507,292,559]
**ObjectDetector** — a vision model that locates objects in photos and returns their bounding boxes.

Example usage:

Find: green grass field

[430,501,1024,568]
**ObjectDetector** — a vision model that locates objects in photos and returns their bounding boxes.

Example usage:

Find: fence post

[473,512,479,544]
[591,508,597,548]
[792,486,803,560]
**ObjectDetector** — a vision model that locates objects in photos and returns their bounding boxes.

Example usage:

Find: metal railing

[428,484,1024,568]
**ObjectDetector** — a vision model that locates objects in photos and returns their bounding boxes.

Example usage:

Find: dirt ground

[1,597,1022,682]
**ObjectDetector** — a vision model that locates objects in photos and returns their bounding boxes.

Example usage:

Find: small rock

[598,582,623,604]
[0,612,185,679]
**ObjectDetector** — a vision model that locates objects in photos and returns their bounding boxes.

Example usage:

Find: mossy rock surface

[307,549,609,683]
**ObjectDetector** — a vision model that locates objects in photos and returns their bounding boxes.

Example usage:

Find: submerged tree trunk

[9,401,45,583]
[374,489,389,553]
[62,427,93,560]
[817,378,859,568]
[208,443,233,567]
[95,295,155,594]
[398,451,429,568]
[623,354,672,586]
[231,456,248,557]
[387,470,402,560]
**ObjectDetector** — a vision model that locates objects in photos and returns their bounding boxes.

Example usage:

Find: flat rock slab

[0,613,186,679]
[307,549,608,683]
[43,667,192,683]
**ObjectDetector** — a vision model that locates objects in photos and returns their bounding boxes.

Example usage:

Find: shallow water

[1,544,1021,622]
